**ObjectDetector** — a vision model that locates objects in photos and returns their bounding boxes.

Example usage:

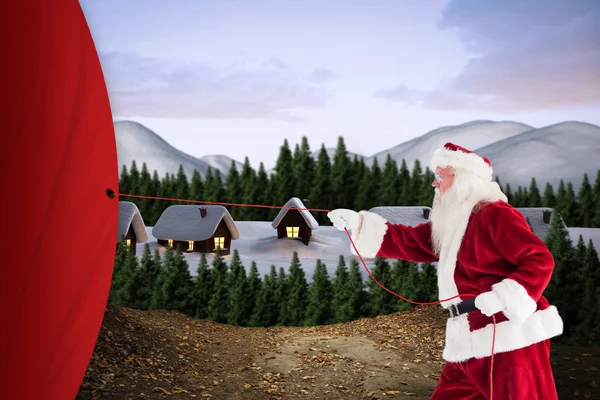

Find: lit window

[286,227,300,238]
[214,237,225,249]
[189,241,194,251]
[126,239,131,246]
[168,239,173,247]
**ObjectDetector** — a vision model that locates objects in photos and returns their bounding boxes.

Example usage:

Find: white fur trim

[474,291,504,317]
[442,306,563,362]
[430,147,493,181]
[349,211,389,258]
[491,278,538,322]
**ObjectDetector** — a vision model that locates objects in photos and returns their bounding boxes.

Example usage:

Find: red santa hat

[430,142,493,180]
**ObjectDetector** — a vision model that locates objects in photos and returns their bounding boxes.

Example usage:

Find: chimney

[199,207,207,218]
[543,210,552,224]
[423,208,431,220]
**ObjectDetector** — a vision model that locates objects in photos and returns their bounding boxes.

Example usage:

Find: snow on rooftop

[118,201,148,242]
[568,227,600,248]
[368,206,431,226]
[271,197,319,230]
[515,207,554,241]
[152,205,240,241]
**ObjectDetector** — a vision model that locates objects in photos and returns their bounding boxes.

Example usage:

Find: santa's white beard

[429,182,478,255]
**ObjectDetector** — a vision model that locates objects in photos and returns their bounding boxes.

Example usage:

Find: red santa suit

[346,143,563,399]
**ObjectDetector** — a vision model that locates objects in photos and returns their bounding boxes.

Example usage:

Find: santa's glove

[327,209,360,232]
[474,291,504,317]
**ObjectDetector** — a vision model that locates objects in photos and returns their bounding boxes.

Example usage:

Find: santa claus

[328,142,563,399]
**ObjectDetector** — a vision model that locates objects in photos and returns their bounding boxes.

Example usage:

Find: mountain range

[114,119,600,191]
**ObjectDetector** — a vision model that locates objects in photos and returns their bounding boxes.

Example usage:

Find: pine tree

[584,241,600,344]
[528,178,542,207]
[225,161,243,220]
[148,171,162,225]
[150,245,174,310]
[347,259,369,319]
[250,266,277,327]
[191,253,212,319]
[419,262,438,302]
[408,160,424,206]
[276,267,290,325]
[572,236,589,344]
[174,165,190,205]
[504,183,514,205]
[189,170,204,203]
[113,244,142,307]
[109,239,129,304]
[129,160,141,195]
[285,252,309,326]
[380,155,400,206]
[555,180,568,221]
[136,243,162,310]
[138,163,153,217]
[368,257,394,317]
[397,160,411,205]
[213,170,226,203]
[253,162,271,221]
[310,145,333,225]
[331,137,353,209]
[543,212,579,340]
[305,260,334,326]
[578,173,595,227]
[227,250,249,326]
[271,139,295,218]
[203,168,216,202]
[542,182,556,208]
[119,164,130,196]
[418,167,435,206]
[293,137,316,203]
[331,255,350,323]
[239,157,257,221]
[207,249,230,323]
[246,261,262,321]
[564,182,581,226]
[158,245,194,315]
[356,158,381,211]
[390,260,413,312]
[592,170,600,227]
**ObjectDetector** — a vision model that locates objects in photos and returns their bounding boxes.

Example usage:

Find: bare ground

[76,305,600,400]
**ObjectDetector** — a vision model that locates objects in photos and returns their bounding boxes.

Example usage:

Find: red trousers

[430,340,558,400]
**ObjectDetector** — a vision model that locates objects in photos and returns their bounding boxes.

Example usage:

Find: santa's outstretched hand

[328,209,361,232]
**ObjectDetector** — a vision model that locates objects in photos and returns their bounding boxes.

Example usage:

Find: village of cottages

[113,194,570,329]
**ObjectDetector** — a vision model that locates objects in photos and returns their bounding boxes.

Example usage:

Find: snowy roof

[515,208,554,241]
[152,205,240,241]
[568,227,600,248]
[118,201,148,243]
[271,197,319,230]
[368,206,431,227]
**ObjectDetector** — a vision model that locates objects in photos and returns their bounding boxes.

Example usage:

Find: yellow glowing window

[168,239,173,247]
[286,227,300,238]
[189,241,194,250]
[214,237,225,249]
[126,239,131,246]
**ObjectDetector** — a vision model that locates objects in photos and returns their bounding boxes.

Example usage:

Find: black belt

[448,298,477,318]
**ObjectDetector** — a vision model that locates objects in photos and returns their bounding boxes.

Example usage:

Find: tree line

[110,242,438,328]
[118,136,600,229]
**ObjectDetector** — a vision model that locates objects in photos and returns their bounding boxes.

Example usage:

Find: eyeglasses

[434,173,455,182]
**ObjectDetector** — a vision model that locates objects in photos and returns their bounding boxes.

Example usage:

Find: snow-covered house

[568,227,600,249]
[117,201,148,255]
[152,205,240,255]
[515,208,554,241]
[272,197,319,246]
[368,206,432,226]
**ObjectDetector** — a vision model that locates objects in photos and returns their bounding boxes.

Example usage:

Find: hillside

[76,305,600,399]
[115,121,214,179]
[476,121,600,191]
[365,120,533,169]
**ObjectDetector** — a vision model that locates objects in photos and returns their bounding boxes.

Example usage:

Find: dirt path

[76,305,600,400]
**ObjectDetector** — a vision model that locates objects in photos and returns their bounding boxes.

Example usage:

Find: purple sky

[79,0,600,170]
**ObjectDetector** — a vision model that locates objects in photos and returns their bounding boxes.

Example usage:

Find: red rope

[119,192,497,399]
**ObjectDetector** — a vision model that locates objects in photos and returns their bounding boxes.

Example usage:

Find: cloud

[304,67,337,84]
[374,0,600,111]
[99,51,334,121]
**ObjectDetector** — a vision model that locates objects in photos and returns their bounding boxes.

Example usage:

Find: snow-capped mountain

[200,155,244,175]
[365,120,533,169]
[476,121,600,191]
[115,120,214,179]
